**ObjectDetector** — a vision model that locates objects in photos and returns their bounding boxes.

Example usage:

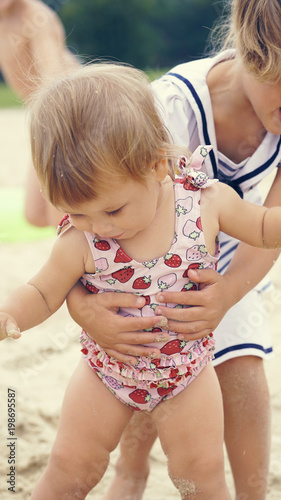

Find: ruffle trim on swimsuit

[80,331,215,389]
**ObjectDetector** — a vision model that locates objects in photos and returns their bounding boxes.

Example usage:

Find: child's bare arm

[0,284,52,340]
[206,182,281,249]
[0,228,88,340]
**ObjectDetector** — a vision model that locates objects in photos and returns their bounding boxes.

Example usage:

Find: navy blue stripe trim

[217,240,239,261]
[217,244,239,273]
[259,281,272,293]
[218,241,239,256]
[232,136,281,184]
[214,343,273,360]
[219,239,233,249]
[168,72,218,178]
[168,72,281,186]
[217,261,231,274]
[218,159,237,173]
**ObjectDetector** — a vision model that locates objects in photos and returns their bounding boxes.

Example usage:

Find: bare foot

[101,458,149,500]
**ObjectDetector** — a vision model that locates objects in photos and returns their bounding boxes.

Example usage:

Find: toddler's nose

[90,221,114,237]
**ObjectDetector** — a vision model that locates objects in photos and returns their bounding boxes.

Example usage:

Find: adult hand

[67,283,170,364]
[154,268,233,340]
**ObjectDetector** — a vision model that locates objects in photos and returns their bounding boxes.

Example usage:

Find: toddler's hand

[0,313,21,341]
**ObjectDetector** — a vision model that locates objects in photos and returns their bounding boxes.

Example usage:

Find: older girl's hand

[67,282,170,364]
[154,268,233,340]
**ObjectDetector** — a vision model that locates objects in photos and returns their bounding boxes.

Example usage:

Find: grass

[0,82,23,108]
[0,187,55,243]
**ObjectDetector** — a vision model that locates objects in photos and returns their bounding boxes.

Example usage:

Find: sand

[0,108,281,499]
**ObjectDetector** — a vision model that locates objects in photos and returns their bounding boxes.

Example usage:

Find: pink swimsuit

[59,153,220,411]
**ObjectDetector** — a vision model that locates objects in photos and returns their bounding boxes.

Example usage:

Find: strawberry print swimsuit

[59,149,220,411]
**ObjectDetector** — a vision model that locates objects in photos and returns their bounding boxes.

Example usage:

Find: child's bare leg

[152,364,231,499]
[31,358,133,500]
[215,356,270,500]
[25,164,63,228]
[102,413,157,500]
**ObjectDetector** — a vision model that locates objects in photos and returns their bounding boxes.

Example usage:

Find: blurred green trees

[59,0,223,69]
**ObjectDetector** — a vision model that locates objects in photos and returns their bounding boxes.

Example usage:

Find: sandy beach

[0,108,281,499]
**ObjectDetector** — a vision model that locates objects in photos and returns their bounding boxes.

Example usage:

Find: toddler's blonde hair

[30,62,188,207]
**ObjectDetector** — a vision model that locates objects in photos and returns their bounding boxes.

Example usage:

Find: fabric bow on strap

[177,145,213,177]
[177,145,243,197]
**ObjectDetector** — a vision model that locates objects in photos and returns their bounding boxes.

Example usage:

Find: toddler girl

[1,63,281,499]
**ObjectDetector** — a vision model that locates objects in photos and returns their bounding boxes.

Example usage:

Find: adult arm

[0,2,79,102]
[27,3,79,86]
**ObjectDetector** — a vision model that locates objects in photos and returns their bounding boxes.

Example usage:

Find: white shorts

[212,288,273,366]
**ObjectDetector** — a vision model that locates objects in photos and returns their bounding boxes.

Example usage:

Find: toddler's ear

[154,157,168,181]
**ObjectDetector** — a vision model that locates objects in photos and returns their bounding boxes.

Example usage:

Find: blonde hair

[210,0,281,82]
[30,62,188,207]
